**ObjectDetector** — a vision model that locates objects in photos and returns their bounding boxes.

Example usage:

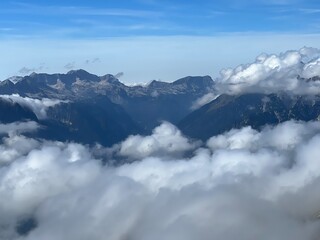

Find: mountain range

[1,69,319,146]
[179,93,320,140]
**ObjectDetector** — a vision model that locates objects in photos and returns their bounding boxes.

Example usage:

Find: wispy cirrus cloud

[260,0,300,5]
[0,2,175,39]
[1,0,319,40]
[3,2,163,18]
[231,0,303,6]
[298,8,320,14]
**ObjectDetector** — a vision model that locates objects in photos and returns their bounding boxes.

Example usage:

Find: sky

[1,0,320,83]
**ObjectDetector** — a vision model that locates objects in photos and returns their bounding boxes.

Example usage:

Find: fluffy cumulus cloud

[1,120,320,239]
[0,94,65,119]
[215,47,320,95]
[111,122,199,159]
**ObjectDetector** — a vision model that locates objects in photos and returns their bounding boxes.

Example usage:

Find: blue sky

[1,0,320,38]
[1,0,320,83]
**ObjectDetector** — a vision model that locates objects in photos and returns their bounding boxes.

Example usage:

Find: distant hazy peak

[65,69,100,81]
[67,69,90,75]
[173,75,214,86]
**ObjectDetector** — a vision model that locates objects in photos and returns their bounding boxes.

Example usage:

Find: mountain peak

[29,72,37,77]
[67,69,90,75]
[100,74,121,84]
[0,79,14,87]
[4,76,23,84]
[173,76,213,86]
[66,69,100,82]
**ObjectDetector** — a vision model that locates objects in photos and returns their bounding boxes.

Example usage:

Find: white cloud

[115,122,199,159]
[1,121,320,239]
[191,93,220,110]
[207,120,320,151]
[0,134,39,165]
[215,47,320,95]
[0,121,39,165]
[0,94,66,119]
[0,121,39,135]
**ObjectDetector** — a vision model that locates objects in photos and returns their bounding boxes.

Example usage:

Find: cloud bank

[0,94,66,119]
[1,121,320,239]
[215,47,320,95]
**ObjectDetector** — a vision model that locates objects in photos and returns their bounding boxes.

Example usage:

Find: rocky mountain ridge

[1,69,320,146]
[0,70,214,145]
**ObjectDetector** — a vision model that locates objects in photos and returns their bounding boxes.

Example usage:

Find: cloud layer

[0,94,65,119]
[215,47,320,95]
[1,121,320,239]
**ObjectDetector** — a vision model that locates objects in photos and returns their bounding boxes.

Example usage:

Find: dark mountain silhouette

[35,97,141,146]
[0,70,214,145]
[2,70,320,146]
[0,98,38,123]
[178,93,320,141]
